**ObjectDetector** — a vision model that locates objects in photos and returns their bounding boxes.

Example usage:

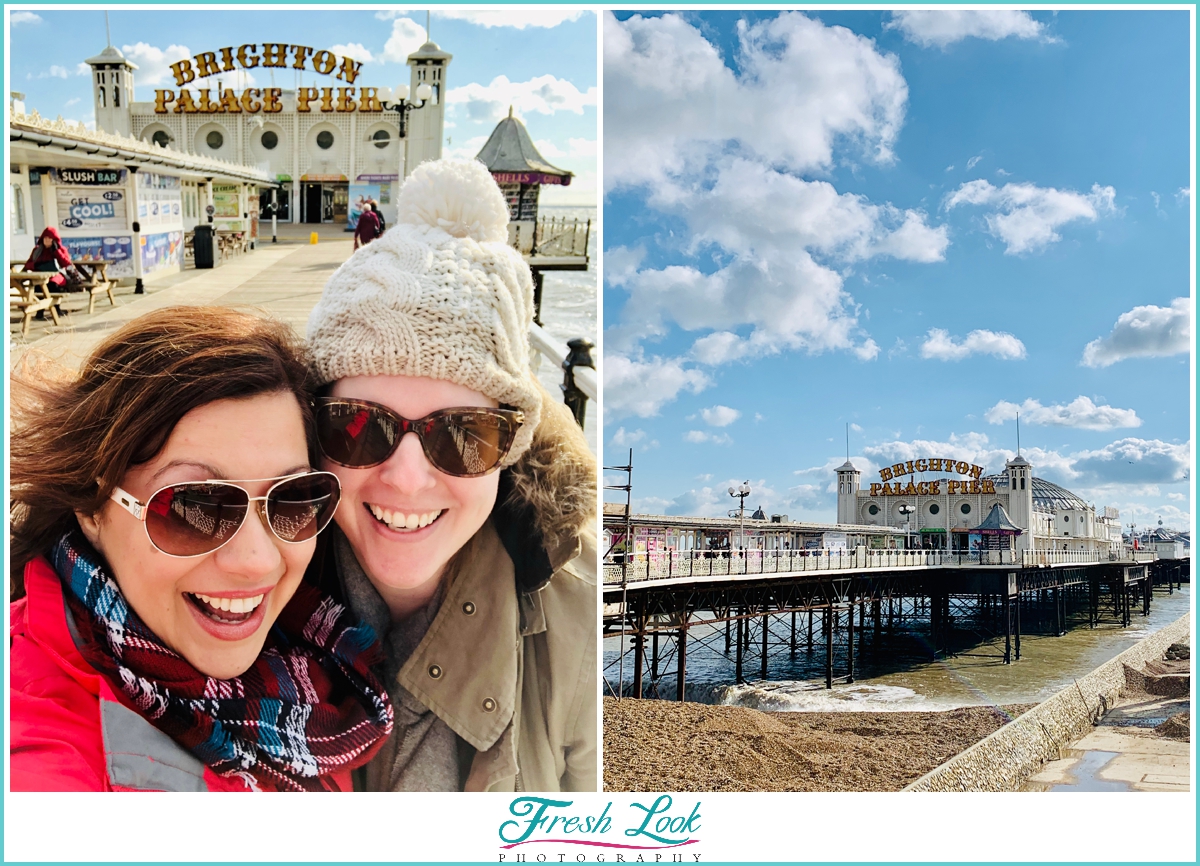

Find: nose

[377,431,439,494]
[213,501,284,579]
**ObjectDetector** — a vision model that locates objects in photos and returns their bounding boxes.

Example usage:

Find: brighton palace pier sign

[155,44,384,114]
[869,459,996,497]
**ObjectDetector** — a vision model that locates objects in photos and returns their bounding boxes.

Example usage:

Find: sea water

[530,205,597,453]
[603,586,1191,713]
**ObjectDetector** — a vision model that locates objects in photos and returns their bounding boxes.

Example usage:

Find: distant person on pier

[369,199,386,234]
[306,158,597,792]
[353,202,381,250]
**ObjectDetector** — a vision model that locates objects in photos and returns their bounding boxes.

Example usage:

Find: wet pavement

[1023,692,1191,792]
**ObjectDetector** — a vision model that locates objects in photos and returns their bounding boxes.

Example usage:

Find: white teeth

[369,504,443,531]
[192,593,265,615]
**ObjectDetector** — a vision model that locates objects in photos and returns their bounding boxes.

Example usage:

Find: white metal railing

[601,546,1127,586]
[529,323,596,402]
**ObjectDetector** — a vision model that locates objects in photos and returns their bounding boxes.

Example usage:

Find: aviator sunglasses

[314,397,524,477]
[109,471,342,558]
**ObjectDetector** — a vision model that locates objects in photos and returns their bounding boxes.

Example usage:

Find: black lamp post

[728,481,750,552]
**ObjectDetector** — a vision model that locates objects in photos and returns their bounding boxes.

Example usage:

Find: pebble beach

[603,698,1037,792]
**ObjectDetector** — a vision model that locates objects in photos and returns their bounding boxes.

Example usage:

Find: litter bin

[193,224,215,269]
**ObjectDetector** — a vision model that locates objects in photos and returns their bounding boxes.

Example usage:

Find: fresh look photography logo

[498,795,702,862]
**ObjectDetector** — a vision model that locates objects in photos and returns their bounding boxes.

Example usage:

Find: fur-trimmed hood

[494,382,596,594]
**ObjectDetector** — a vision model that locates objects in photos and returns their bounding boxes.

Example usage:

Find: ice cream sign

[57,188,127,231]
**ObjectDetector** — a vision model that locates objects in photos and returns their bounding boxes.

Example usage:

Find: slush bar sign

[52,168,124,185]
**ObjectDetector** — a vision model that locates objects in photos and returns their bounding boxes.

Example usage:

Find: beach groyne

[903,613,1191,792]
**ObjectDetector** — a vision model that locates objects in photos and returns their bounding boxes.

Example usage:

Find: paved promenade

[10,236,351,372]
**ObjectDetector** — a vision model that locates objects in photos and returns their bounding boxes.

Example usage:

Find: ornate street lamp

[378,83,433,140]
[897,503,915,550]
[728,481,750,552]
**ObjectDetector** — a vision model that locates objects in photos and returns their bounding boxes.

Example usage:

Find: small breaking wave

[704,680,959,713]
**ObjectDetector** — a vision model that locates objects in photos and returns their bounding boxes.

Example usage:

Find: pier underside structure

[602,557,1190,701]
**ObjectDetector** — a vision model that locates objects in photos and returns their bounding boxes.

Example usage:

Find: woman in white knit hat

[305,158,596,792]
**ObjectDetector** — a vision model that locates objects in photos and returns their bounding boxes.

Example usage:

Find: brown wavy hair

[10,306,316,599]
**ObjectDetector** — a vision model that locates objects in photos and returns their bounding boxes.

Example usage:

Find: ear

[74,508,104,549]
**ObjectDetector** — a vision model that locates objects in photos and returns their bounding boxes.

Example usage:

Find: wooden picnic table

[11,258,117,316]
[71,260,117,314]
[9,268,65,337]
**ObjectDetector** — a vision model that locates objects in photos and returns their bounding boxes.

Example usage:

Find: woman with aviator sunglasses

[9,307,393,791]
[305,158,597,792]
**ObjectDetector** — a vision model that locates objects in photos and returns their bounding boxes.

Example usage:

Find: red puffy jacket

[9,557,351,791]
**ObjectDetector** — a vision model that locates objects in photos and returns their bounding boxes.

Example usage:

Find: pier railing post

[676,620,688,702]
[632,630,645,698]
[761,611,769,681]
[825,602,834,689]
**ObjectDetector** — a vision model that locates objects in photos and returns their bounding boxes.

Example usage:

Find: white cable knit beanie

[307,159,542,466]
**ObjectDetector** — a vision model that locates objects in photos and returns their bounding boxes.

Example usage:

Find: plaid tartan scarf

[51,530,394,791]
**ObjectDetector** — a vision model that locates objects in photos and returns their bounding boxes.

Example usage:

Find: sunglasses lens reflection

[145,484,249,556]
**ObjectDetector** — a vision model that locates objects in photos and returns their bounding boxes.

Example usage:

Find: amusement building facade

[836,453,1124,556]
[9,35,451,287]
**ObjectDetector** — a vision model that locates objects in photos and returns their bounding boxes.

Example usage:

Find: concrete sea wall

[903,613,1191,792]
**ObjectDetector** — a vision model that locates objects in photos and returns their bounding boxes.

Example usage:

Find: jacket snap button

[428,664,443,680]
[482,697,497,713]
[462,601,476,615]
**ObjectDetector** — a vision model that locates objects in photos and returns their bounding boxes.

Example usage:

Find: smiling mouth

[186,592,266,625]
[367,503,444,532]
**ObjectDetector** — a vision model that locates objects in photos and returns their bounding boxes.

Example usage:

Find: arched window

[113,87,120,107]
[98,87,106,108]
[1020,477,1025,490]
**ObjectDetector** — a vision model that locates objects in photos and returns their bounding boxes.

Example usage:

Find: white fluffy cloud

[604,12,950,418]
[604,353,712,419]
[328,43,374,64]
[381,17,428,64]
[120,43,192,87]
[11,11,41,25]
[684,430,733,446]
[920,328,1026,361]
[945,179,1117,255]
[886,11,1051,48]
[1081,298,1191,367]
[1071,439,1190,486]
[447,75,596,122]
[37,66,69,80]
[700,405,741,427]
[433,9,588,29]
[985,397,1142,431]
[606,12,907,191]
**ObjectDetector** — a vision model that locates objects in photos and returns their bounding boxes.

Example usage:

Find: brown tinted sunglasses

[314,397,523,477]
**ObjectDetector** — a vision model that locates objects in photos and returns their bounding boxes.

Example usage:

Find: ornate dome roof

[987,474,1091,511]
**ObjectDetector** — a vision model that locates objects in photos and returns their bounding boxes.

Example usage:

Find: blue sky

[7,7,596,203]
[603,10,1192,532]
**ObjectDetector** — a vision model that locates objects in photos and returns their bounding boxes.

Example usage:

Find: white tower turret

[836,461,861,525]
[1005,454,1034,553]
[404,39,452,177]
[85,45,137,137]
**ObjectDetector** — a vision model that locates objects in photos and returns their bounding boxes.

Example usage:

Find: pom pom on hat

[395,159,510,243]
[308,158,542,467]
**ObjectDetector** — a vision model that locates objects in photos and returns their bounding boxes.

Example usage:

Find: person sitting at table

[23,227,80,291]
